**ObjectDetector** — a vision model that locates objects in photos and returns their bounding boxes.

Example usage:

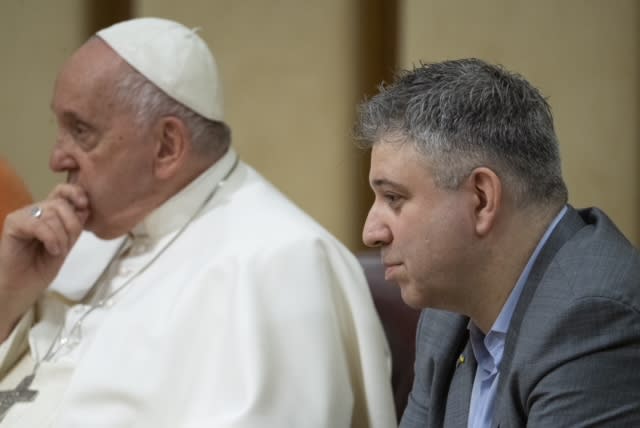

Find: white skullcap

[97,17,223,121]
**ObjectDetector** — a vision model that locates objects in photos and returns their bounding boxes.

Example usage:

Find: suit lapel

[444,338,476,427]
[417,310,471,427]
[494,206,585,424]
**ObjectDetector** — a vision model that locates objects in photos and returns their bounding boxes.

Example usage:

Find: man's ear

[152,116,189,180]
[466,167,502,236]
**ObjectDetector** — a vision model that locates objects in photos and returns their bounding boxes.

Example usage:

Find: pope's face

[362,141,476,310]
[49,39,157,239]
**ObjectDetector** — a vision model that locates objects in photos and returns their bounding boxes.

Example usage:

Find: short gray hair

[355,58,568,208]
[113,64,231,157]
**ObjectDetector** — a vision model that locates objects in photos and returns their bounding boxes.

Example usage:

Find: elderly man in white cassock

[0,17,396,427]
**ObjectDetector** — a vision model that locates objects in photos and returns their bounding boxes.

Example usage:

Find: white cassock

[0,149,396,427]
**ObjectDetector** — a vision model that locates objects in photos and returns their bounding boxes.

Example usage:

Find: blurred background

[1,0,638,250]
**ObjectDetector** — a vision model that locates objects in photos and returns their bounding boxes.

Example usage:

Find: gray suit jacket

[401,206,640,427]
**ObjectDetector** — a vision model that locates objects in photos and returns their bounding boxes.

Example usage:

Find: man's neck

[468,204,563,333]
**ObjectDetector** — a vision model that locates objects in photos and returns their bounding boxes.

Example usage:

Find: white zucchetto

[97,17,223,121]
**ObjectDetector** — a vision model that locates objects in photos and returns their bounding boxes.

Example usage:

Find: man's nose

[49,140,77,173]
[362,209,391,248]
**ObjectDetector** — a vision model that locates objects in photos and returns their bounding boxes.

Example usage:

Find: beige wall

[400,0,640,245]
[2,1,638,248]
[0,0,90,200]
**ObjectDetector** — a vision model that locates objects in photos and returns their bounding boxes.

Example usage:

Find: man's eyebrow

[59,110,93,126]
[50,102,87,121]
[371,178,408,193]
[62,111,82,122]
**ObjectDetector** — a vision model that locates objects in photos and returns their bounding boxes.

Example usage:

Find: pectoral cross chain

[0,374,38,422]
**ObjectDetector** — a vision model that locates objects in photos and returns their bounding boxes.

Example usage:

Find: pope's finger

[42,200,87,253]
[27,212,64,256]
[5,204,70,256]
[47,183,89,212]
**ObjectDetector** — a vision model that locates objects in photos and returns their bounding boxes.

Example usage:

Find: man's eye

[73,123,88,136]
[69,120,98,150]
[384,193,400,204]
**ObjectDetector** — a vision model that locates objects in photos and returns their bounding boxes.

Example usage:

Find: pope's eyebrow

[50,101,91,123]
[59,111,95,129]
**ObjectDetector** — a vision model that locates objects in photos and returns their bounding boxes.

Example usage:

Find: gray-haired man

[357,58,640,427]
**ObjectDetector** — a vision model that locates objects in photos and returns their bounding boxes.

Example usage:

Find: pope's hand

[0,183,89,342]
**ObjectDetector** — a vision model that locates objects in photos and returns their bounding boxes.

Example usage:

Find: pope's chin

[84,218,125,241]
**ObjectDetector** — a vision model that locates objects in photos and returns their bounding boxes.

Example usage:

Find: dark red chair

[357,251,421,421]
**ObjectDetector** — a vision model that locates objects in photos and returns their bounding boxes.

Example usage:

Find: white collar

[130,148,237,240]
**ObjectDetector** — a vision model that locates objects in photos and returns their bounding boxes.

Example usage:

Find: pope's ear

[467,167,502,236]
[153,116,189,180]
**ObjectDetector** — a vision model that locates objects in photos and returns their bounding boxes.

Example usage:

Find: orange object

[0,158,33,232]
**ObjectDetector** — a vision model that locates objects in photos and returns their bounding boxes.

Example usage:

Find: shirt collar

[470,205,568,366]
[130,148,237,240]
[492,205,568,334]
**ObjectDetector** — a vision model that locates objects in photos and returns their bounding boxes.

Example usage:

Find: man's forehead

[51,40,126,124]
[369,142,432,186]
[59,39,124,83]
[371,140,426,166]
[53,40,124,104]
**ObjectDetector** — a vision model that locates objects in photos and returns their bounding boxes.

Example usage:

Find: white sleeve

[0,307,34,378]
[172,237,396,427]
